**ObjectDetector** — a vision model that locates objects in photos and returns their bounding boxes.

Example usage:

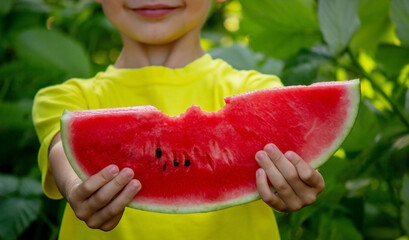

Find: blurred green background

[0,0,408,239]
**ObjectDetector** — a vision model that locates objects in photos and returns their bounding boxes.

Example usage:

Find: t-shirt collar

[99,54,214,87]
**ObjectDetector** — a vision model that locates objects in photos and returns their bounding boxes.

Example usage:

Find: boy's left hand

[255,143,325,213]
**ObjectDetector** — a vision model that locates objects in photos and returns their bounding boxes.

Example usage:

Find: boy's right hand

[49,133,141,231]
[67,165,141,231]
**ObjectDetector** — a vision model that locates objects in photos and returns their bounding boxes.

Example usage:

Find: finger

[76,165,119,200]
[86,168,137,211]
[87,179,141,228]
[264,144,307,194]
[99,212,123,232]
[255,151,301,209]
[286,151,325,192]
[256,168,286,211]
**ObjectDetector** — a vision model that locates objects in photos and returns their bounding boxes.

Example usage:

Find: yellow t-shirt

[33,54,283,240]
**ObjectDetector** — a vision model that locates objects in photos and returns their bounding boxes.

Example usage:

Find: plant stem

[347,48,409,130]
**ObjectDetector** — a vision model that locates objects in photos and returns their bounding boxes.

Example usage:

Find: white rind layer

[310,79,360,168]
[61,110,89,181]
[128,192,261,214]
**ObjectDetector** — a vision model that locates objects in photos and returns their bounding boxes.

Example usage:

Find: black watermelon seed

[173,159,180,167]
[162,161,167,171]
[184,159,191,167]
[156,148,162,158]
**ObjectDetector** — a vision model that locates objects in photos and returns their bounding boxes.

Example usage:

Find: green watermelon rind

[309,79,361,168]
[128,192,261,214]
[60,80,361,214]
[61,110,89,182]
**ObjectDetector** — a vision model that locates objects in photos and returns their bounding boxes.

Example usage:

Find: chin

[136,33,187,45]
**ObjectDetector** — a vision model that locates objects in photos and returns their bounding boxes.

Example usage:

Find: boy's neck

[114,29,205,69]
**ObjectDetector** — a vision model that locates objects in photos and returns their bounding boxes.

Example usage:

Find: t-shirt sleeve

[239,70,283,93]
[32,80,88,199]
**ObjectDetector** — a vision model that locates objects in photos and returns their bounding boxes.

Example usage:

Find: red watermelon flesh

[61,80,360,213]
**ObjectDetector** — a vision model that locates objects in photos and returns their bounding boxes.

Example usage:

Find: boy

[33,0,325,239]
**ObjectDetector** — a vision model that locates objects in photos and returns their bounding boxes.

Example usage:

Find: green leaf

[0,101,32,130]
[209,44,284,75]
[318,0,361,55]
[0,61,66,101]
[209,44,259,70]
[0,197,41,240]
[350,19,396,56]
[406,88,409,115]
[240,0,321,59]
[342,100,381,152]
[19,177,42,197]
[402,174,409,234]
[390,0,409,45]
[392,134,409,150]
[14,28,91,78]
[281,46,332,86]
[12,0,52,13]
[357,0,390,25]
[0,0,14,15]
[0,174,42,197]
[375,44,409,78]
[0,174,19,196]
[0,101,38,171]
[318,215,363,240]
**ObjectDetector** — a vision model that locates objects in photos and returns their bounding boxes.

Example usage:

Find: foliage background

[0,0,408,239]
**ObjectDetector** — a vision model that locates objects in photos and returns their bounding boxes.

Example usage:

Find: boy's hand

[49,133,141,231]
[255,143,325,213]
[66,165,141,231]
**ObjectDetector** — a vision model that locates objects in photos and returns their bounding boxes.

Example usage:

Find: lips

[131,4,179,18]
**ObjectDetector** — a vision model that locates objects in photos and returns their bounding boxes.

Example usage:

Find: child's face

[96,0,221,45]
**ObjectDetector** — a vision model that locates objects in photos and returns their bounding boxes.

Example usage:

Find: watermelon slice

[61,80,360,214]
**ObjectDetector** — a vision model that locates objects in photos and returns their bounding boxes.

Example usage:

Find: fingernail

[285,151,293,160]
[256,168,264,177]
[130,180,141,191]
[265,144,276,154]
[108,165,119,175]
[121,168,133,178]
[255,151,266,163]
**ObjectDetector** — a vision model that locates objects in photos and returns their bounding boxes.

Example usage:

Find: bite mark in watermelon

[60,80,360,214]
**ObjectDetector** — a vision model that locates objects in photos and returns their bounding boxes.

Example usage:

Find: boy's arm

[255,143,325,213]
[49,133,141,231]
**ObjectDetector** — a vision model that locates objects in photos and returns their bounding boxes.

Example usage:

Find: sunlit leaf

[318,0,361,55]
[240,0,321,59]
[14,29,91,78]
[390,0,409,45]
[350,19,397,56]
[351,0,399,54]
[357,0,390,25]
[0,197,41,240]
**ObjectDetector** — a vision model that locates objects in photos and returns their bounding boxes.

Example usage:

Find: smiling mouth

[131,5,178,18]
